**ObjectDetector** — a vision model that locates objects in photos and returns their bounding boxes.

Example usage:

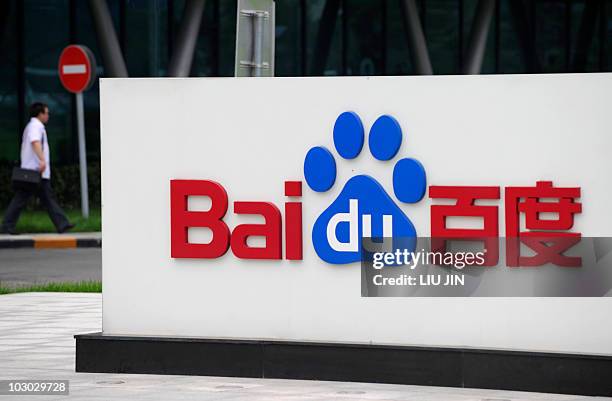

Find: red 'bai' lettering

[170,180,303,260]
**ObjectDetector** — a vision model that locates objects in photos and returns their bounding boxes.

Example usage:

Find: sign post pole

[75,92,89,218]
[58,45,96,219]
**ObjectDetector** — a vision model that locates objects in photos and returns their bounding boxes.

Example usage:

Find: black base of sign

[75,333,612,396]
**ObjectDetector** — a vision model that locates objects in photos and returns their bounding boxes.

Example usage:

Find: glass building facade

[0,0,611,165]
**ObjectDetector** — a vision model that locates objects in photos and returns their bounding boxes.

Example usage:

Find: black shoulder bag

[11,132,43,191]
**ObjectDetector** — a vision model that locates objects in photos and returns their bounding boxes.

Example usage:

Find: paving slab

[0,292,610,401]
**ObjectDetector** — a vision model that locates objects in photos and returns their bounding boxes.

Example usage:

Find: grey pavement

[0,249,101,288]
[1,293,611,401]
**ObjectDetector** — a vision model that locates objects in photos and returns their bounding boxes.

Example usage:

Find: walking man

[1,103,74,234]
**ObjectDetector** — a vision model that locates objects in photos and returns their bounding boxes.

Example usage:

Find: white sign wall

[101,74,612,355]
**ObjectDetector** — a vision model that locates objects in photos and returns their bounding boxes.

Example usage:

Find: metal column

[235,0,275,77]
[508,0,539,73]
[399,0,433,75]
[88,0,128,77]
[571,1,599,72]
[251,10,265,77]
[167,0,206,77]
[462,0,495,74]
[310,0,340,76]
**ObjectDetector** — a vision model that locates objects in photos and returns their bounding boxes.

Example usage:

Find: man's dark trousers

[1,179,70,233]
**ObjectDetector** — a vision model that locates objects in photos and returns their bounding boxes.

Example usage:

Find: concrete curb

[0,233,101,249]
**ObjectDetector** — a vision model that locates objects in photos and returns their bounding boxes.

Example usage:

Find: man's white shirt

[20,117,50,179]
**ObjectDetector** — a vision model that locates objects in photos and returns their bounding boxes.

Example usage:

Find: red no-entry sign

[58,45,96,94]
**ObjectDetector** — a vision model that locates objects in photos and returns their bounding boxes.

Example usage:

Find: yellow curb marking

[34,237,78,249]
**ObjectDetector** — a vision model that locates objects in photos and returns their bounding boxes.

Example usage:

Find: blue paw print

[304,111,426,264]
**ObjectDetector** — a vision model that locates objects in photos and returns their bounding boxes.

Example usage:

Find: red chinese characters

[430,181,582,267]
[505,181,582,267]
[429,186,500,266]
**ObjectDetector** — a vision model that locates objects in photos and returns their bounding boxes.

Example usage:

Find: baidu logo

[304,112,427,264]
[171,110,583,268]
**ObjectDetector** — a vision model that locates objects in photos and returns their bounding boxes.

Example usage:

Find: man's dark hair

[29,102,48,118]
